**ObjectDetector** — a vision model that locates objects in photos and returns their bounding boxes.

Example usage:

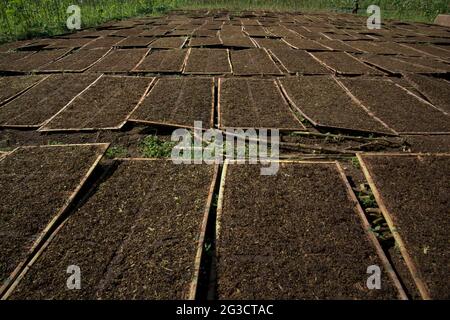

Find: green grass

[1,0,448,43]
[105,145,128,158]
[140,135,176,158]
[358,192,377,209]
[358,0,450,23]
[0,0,173,43]
[351,156,361,169]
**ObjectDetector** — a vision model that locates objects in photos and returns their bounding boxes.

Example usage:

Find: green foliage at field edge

[0,0,174,43]
[140,135,176,158]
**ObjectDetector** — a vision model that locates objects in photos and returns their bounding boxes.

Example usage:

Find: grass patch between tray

[140,135,176,158]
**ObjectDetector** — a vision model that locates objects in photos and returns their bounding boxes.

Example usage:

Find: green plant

[359,193,376,208]
[154,0,173,13]
[140,135,176,158]
[368,225,390,240]
[204,242,212,255]
[0,0,172,43]
[106,145,128,159]
[292,111,309,126]
[300,118,310,126]
[351,156,361,169]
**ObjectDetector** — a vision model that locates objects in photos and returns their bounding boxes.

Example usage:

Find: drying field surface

[0,144,108,294]
[40,76,154,131]
[278,76,393,134]
[358,154,450,300]
[0,9,449,300]
[7,160,217,300]
[216,161,403,299]
[0,74,100,128]
[218,78,304,130]
[130,77,215,129]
